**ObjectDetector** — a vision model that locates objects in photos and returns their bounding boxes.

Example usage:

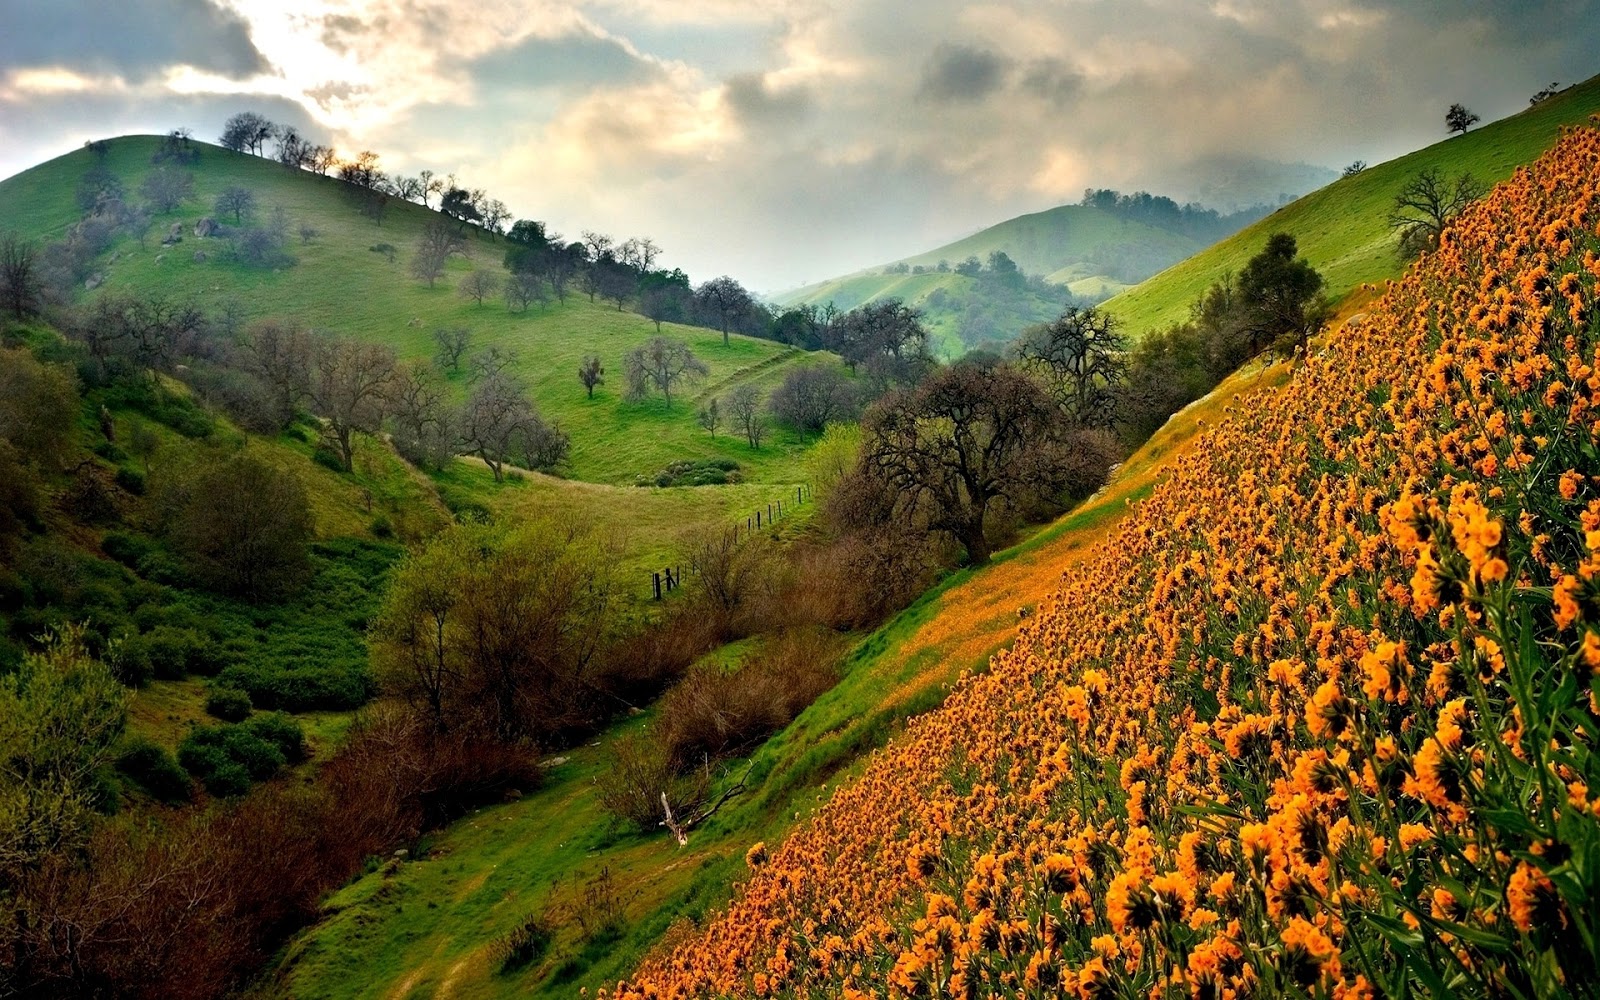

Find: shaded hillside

[0,136,829,484]
[1105,73,1600,334]
[608,124,1600,1000]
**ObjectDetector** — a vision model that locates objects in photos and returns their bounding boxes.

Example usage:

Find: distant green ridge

[1104,73,1600,334]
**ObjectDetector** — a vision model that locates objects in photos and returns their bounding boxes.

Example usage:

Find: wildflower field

[606,127,1600,998]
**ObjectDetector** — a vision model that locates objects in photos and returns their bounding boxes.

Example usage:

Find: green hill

[0,136,828,485]
[775,203,1233,354]
[1104,73,1600,334]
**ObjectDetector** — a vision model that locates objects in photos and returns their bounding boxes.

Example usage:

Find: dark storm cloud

[0,0,267,80]
[1019,58,1083,106]
[916,43,1011,103]
[722,73,812,128]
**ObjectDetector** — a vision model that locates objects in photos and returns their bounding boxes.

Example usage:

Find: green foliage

[113,735,191,805]
[0,626,128,875]
[177,722,285,795]
[642,458,742,487]
[205,686,252,722]
[243,711,306,764]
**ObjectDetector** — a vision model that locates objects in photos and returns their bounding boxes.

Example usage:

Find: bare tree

[432,326,470,373]
[213,185,255,224]
[481,199,511,237]
[458,269,497,306]
[387,360,453,469]
[1445,103,1480,135]
[468,345,517,383]
[0,232,40,320]
[410,217,463,287]
[1014,305,1129,429]
[273,125,311,168]
[623,336,708,406]
[727,383,765,448]
[309,338,397,472]
[504,270,545,312]
[457,372,537,481]
[697,397,721,437]
[140,166,194,214]
[1388,168,1486,259]
[579,354,604,398]
[767,364,859,433]
[219,111,276,155]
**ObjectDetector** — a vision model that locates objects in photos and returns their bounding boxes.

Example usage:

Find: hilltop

[1105,73,1600,334]
[0,135,828,485]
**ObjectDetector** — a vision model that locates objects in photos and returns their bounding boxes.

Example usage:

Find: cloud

[0,0,266,80]
[916,43,1011,103]
[721,72,812,129]
[5,0,1600,291]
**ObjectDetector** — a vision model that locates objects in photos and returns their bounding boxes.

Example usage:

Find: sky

[1,0,1597,292]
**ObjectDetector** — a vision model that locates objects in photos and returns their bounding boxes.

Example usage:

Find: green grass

[1103,75,1600,335]
[0,136,834,485]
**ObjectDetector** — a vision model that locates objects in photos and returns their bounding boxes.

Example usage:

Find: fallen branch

[659,760,757,847]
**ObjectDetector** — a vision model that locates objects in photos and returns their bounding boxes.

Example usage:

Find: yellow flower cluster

[604,128,1600,998]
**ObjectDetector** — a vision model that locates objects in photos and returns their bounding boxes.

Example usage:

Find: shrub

[178,724,285,794]
[205,686,252,722]
[244,711,306,764]
[114,737,191,805]
[123,625,215,680]
[594,730,708,833]
[493,912,553,974]
[101,530,154,569]
[176,740,253,797]
[114,467,146,495]
[215,662,375,712]
[656,628,844,768]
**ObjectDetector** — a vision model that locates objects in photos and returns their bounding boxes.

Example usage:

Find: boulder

[193,217,219,238]
[84,273,103,291]
[167,222,183,239]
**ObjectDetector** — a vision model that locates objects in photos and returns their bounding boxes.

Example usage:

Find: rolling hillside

[0,136,829,485]
[1104,72,1600,334]
[777,199,1269,354]
[606,117,1600,1000]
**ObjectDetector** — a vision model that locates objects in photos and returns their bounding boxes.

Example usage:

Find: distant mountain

[775,196,1270,355]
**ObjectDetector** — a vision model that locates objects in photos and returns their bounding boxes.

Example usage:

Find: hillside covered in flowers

[605,126,1600,998]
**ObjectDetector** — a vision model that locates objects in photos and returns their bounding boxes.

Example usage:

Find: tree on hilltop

[220,111,277,156]
[1445,103,1480,135]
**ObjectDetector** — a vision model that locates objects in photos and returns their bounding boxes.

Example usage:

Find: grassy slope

[1103,75,1600,334]
[0,137,826,485]
[260,349,1291,1000]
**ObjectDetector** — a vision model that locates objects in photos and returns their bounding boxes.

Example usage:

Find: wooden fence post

[653,572,662,600]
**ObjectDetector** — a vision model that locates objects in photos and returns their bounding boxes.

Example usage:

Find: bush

[101,530,154,569]
[244,711,306,764]
[214,661,375,712]
[176,740,253,797]
[114,737,191,805]
[494,912,553,973]
[656,628,843,768]
[205,686,252,722]
[641,459,742,488]
[123,624,216,680]
[594,731,708,833]
[178,724,286,794]
[114,466,146,495]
